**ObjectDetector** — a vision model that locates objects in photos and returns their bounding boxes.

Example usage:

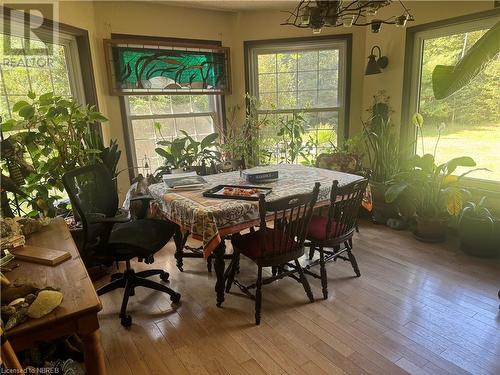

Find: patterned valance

[103,39,231,95]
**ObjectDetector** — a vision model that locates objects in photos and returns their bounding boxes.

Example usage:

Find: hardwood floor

[96,221,500,375]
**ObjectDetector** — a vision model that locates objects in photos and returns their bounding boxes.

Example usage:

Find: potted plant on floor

[362,117,400,224]
[458,197,500,258]
[385,114,482,242]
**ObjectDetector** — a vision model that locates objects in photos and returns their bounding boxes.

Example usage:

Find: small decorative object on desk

[163,172,207,191]
[241,166,279,183]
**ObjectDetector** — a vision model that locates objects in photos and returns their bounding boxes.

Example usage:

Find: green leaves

[19,105,35,119]
[385,181,409,203]
[12,100,30,112]
[1,91,109,218]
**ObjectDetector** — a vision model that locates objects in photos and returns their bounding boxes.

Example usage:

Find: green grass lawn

[422,124,500,181]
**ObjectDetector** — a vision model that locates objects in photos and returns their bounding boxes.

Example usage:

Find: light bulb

[313,28,322,34]
[342,15,355,27]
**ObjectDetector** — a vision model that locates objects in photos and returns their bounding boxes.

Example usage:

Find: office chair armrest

[88,209,131,224]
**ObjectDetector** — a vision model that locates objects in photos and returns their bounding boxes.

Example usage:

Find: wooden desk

[4,218,106,375]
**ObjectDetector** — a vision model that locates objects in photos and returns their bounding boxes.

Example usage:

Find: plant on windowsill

[458,196,500,258]
[384,113,484,242]
[0,92,109,218]
[219,94,271,168]
[154,122,221,176]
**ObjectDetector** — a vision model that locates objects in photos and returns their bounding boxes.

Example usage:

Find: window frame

[1,6,100,122]
[244,34,352,144]
[401,8,500,193]
[113,33,226,181]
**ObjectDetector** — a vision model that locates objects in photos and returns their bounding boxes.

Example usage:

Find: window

[124,94,221,173]
[247,38,348,161]
[0,27,86,122]
[406,15,500,183]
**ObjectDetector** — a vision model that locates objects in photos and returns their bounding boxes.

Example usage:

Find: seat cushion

[307,215,337,241]
[231,228,299,260]
[109,219,178,258]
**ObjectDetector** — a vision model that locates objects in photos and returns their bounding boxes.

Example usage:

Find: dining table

[146,164,364,307]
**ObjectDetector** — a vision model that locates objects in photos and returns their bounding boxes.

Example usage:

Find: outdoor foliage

[420,29,500,126]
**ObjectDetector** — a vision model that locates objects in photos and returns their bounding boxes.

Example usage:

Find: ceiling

[158,0,297,12]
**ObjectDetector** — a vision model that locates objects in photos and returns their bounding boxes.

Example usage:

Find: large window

[124,94,221,173]
[406,15,500,183]
[247,38,348,161]
[0,27,86,122]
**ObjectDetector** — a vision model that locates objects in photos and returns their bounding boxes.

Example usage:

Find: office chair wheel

[120,314,132,327]
[170,292,181,303]
[160,271,169,282]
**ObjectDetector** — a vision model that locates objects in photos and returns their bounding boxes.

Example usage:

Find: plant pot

[370,181,398,225]
[414,216,448,242]
[459,216,500,258]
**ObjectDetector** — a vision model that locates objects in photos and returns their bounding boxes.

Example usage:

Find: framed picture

[104,39,231,95]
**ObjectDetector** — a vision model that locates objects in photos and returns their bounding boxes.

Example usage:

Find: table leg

[214,241,226,307]
[174,229,189,272]
[82,330,107,375]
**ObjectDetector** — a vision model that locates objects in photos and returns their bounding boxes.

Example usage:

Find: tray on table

[202,185,272,201]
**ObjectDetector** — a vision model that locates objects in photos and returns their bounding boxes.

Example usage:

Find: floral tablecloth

[147,164,363,258]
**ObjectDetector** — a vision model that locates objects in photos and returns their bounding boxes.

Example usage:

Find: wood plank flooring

[96,221,500,375]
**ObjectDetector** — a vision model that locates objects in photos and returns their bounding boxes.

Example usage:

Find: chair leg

[119,279,133,327]
[308,245,316,260]
[255,266,263,325]
[135,277,181,301]
[225,252,239,293]
[96,277,126,296]
[294,259,314,302]
[136,269,161,278]
[319,247,328,300]
[347,249,361,277]
[207,254,213,272]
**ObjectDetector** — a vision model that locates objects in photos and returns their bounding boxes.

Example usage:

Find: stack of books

[163,172,207,191]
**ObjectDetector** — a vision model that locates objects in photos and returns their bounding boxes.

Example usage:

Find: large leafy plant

[154,123,220,175]
[459,196,496,228]
[362,117,400,183]
[0,92,108,217]
[385,114,482,219]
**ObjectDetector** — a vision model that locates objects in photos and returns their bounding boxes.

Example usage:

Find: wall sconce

[365,46,389,75]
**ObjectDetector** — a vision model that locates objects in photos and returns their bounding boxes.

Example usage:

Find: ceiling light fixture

[281,1,414,34]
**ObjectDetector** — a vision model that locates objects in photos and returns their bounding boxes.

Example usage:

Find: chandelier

[281,1,414,34]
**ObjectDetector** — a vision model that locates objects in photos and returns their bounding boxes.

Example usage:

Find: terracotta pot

[414,216,448,242]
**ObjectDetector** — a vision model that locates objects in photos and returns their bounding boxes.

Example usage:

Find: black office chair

[63,163,181,327]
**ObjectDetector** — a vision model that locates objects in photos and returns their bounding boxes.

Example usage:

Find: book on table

[163,173,207,190]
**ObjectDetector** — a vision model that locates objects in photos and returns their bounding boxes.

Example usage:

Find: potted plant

[0,92,108,218]
[219,94,275,168]
[154,122,221,176]
[458,197,500,258]
[362,117,400,224]
[385,114,482,242]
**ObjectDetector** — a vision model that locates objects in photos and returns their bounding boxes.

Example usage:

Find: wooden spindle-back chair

[304,177,369,299]
[225,182,320,325]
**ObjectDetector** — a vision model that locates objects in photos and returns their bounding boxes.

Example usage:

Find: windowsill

[459,177,500,198]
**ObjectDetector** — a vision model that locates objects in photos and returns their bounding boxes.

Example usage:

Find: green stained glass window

[104,39,231,95]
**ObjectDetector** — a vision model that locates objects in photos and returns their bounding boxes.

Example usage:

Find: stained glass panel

[105,40,231,95]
